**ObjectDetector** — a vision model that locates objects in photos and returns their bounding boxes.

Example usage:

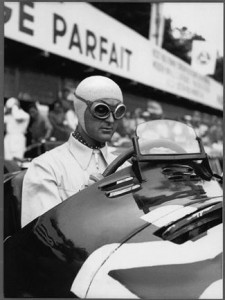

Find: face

[29,107,38,119]
[84,99,121,143]
[54,102,64,113]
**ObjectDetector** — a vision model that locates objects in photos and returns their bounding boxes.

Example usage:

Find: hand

[88,173,104,186]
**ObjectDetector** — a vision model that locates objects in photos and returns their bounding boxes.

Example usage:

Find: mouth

[101,128,113,134]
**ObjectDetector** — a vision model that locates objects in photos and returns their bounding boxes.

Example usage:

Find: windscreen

[136,120,201,155]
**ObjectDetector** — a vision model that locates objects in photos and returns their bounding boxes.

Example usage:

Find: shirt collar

[68,133,112,170]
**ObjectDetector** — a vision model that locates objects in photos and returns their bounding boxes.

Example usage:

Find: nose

[105,112,114,123]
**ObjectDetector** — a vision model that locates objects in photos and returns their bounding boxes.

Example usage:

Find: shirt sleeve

[12,106,30,122]
[43,116,53,139]
[21,157,62,227]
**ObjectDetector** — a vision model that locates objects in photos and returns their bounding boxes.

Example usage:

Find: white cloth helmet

[74,76,123,132]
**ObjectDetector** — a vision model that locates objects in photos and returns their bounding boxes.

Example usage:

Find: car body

[4,119,223,298]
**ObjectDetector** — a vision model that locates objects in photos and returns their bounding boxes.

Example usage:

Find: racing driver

[21,75,128,227]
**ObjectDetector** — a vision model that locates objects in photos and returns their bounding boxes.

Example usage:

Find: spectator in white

[64,92,79,130]
[4,97,30,160]
[57,87,78,130]
[21,76,128,227]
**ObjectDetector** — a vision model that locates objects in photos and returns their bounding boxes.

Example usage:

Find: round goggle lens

[114,104,126,119]
[94,104,109,118]
[92,103,126,120]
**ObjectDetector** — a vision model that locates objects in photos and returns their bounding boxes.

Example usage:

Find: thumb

[89,173,104,182]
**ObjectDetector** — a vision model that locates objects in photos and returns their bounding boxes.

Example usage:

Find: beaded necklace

[72,130,105,149]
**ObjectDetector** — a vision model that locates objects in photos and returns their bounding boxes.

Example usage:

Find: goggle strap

[74,92,122,104]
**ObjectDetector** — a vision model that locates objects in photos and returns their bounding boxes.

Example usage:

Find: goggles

[74,92,126,120]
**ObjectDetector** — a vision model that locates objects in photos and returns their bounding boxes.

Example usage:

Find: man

[146,100,163,120]
[4,97,30,160]
[26,102,53,145]
[48,100,72,141]
[21,76,127,227]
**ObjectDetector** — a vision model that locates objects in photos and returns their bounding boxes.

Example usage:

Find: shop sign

[148,47,223,111]
[4,2,223,111]
[4,2,134,74]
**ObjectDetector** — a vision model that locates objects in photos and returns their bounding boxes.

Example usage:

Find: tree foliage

[162,18,205,64]
[162,18,223,83]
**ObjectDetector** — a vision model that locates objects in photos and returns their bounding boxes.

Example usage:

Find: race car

[4,119,223,298]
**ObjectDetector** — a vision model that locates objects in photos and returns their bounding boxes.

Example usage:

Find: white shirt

[21,134,128,227]
[4,106,30,159]
[4,105,30,134]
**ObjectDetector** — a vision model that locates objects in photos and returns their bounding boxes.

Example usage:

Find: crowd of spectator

[112,102,223,158]
[181,111,223,159]
[4,93,223,163]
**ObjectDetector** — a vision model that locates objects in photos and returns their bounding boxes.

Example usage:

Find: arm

[43,116,53,140]
[21,157,62,227]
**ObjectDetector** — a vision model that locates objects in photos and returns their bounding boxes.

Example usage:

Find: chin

[97,133,113,143]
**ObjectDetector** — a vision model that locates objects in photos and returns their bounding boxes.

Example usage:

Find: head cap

[147,100,163,116]
[74,76,123,132]
[5,97,19,109]
[18,92,32,102]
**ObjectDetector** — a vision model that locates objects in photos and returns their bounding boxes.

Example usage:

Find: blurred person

[121,110,136,138]
[58,87,73,112]
[48,100,72,141]
[183,112,208,138]
[133,107,145,127]
[36,101,50,119]
[192,111,201,126]
[193,111,210,139]
[64,96,79,131]
[191,110,202,135]
[198,122,209,138]
[182,115,192,126]
[26,102,53,145]
[146,100,163,120]
[22,75,128,226]
[208,121,223,154]
[141,111,151,122]
[216,118,223,142]
[111,111,135,148]
[58,87,79,130]
[114,119,128,138]
[4,97,30,160]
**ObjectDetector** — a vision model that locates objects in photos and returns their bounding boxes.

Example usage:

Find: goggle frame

[74,92,126,120]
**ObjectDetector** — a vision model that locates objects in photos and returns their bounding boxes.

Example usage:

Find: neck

[74,125,105,149]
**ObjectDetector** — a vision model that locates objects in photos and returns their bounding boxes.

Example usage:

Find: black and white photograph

[3,2,223,298]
